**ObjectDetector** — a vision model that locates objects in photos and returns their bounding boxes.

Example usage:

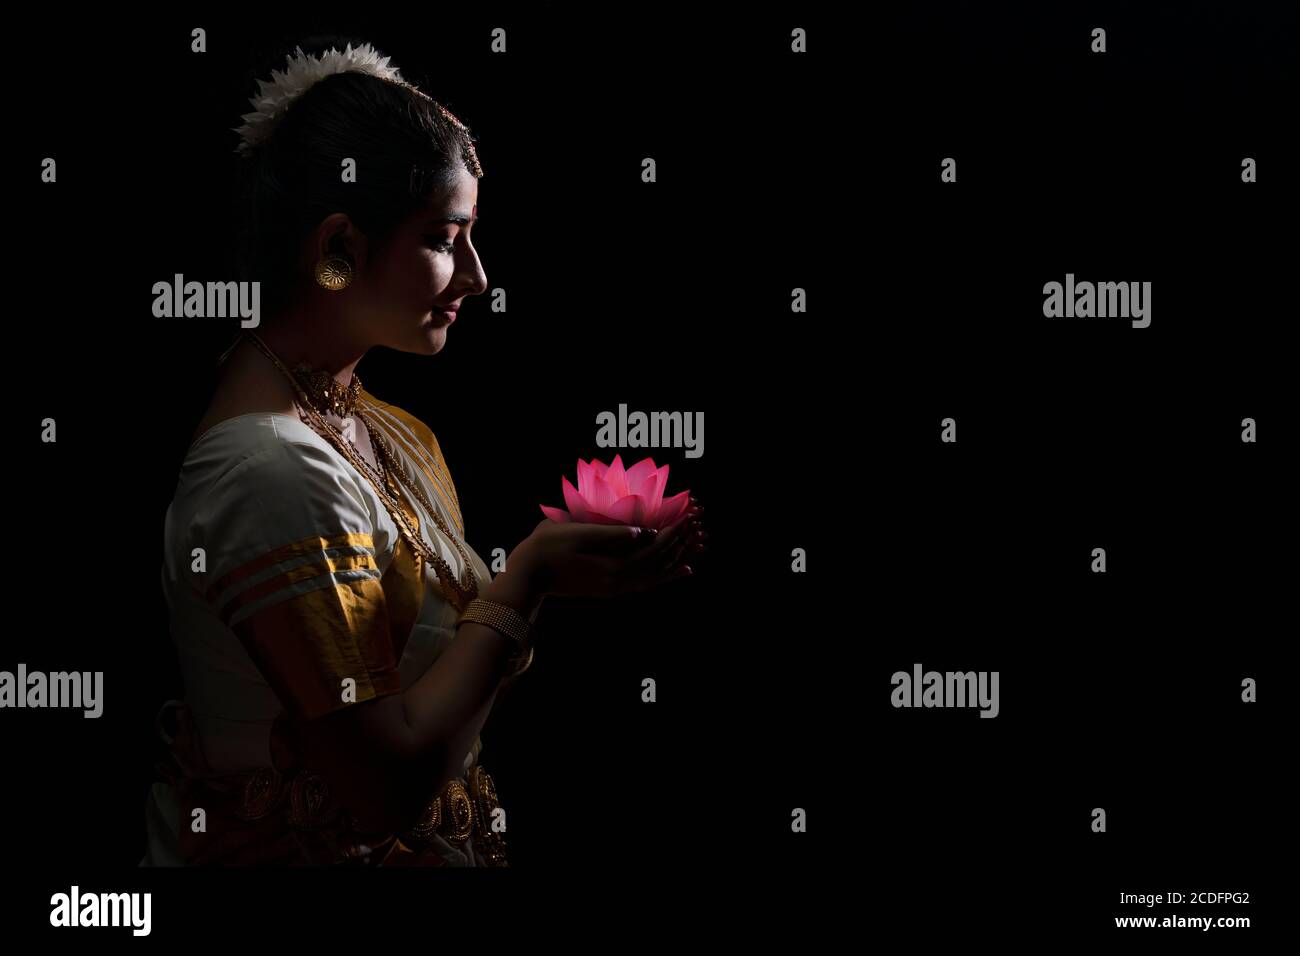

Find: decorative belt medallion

[406,777,476,845]
[236,766,286,821]
[288,772,334,830]
[444,779,475,843]
[407,792,443,844]
[468,765,509,867]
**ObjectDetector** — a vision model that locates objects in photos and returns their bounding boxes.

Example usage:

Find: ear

[312,213,370,271]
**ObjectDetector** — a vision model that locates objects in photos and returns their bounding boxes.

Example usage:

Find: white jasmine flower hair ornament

[233,42,430,156]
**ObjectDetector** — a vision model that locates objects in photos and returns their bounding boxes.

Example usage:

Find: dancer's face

[357,165,489,355]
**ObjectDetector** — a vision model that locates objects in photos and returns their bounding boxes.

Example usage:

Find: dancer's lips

[429,305,457,324]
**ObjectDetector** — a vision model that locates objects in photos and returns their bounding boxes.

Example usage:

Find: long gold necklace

[242,332,479,610]
[357,406,480,608]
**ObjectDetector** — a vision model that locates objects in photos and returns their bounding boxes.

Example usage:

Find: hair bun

[234,41,419,156]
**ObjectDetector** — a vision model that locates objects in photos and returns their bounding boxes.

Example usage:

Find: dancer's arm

[299,512,700,834]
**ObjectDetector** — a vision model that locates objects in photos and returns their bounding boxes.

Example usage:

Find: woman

[141,39,704,867]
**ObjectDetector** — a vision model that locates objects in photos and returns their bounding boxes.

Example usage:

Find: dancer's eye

[425,237,455,253]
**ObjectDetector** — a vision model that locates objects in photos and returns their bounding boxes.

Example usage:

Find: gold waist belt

[401,765,508,864]
[236,763,509,866]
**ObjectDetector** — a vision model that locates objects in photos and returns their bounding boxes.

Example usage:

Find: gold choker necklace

[288,358,362,418]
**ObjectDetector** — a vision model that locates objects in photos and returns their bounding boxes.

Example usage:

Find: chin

[417,326,448,354]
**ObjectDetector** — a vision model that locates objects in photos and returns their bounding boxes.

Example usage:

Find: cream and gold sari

[142,389,509,866]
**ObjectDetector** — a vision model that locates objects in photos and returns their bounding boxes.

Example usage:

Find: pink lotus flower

[540,455,691,530]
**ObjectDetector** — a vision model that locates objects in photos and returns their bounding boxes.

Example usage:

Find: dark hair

[234,37,483,314]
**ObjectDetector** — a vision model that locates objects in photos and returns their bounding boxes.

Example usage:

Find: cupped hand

[509,503,705,600]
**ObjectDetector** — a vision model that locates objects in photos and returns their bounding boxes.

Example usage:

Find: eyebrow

[427,212,477,227]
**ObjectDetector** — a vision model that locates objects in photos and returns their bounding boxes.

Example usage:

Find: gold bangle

[458,598,533,655]
[503,645,535,679]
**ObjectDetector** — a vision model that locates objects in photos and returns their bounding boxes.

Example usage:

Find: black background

[7,3,1291,944]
